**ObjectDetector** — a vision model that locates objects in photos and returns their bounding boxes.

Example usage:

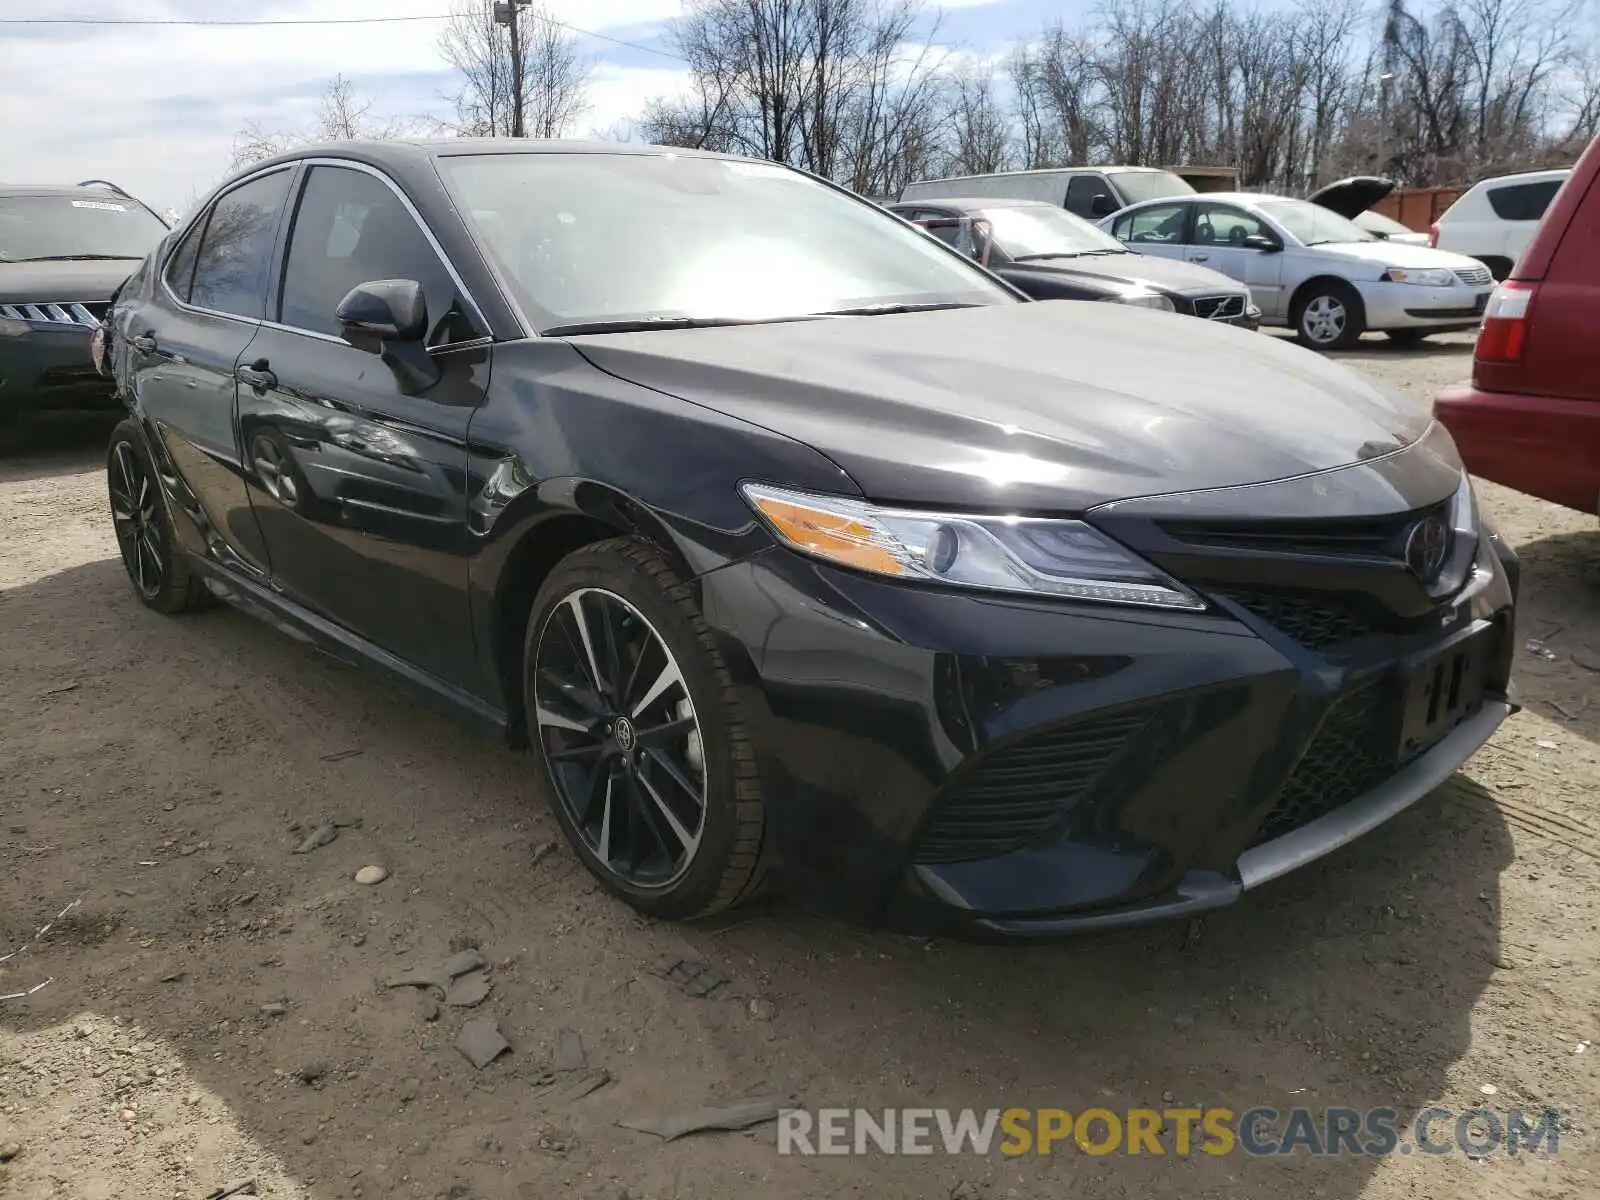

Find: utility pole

[493,1,528,137]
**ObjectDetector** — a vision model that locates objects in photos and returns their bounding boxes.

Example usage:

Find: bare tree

[229,74,417,170]
[438,0,593,138]
[946,65,1013,175]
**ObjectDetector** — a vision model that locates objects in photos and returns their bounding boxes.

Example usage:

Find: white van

[900,166,1195,220]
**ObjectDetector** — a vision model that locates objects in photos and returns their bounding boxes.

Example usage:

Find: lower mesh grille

[1250,678,1397,846]
[1215,588,1379,652]
[914,709,1150,864]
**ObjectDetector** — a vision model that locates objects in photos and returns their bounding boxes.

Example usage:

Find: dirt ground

[2,331,1597,1200]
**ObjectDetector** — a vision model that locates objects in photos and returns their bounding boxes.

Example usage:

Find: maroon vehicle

[1434,135,1600,515]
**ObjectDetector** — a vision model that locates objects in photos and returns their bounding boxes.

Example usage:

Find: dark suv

[0,181,167,433]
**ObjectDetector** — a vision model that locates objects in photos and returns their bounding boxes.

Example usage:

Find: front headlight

[0,317,31,338]
[1114,289,1176,311]
[741,483,1206,611]
[1382,267,1455,286]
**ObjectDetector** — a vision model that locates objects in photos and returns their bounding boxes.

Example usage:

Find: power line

[0,11,686,61]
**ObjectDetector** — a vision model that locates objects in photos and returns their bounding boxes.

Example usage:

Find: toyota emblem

[1404,515,1450,582]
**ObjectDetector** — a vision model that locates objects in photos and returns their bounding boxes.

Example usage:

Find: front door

[124,167,295,576]
[1185,203,1286,317]
[236,161,492,691]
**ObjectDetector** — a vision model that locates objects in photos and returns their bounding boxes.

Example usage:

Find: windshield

[439,153,1016,331]
[1257,199,1375,246]
[1111,170,1195,205]
[977,206,1126,258]
[0,194,166,261]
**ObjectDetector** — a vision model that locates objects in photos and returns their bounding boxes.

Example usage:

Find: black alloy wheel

[525,540,765,918]
[106,420,209,614]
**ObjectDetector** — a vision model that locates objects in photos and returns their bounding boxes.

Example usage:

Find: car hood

[1303,240,1486,271]
[1308,175,1394,218]
[0,258,140,305]
[569,301,1429,512]
[1011,251,1246,296]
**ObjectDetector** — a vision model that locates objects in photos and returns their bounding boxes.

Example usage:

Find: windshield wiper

[19,253,143,262]
[541,315,816,336]
[1013,249,1125,261]
[813,301,980,317]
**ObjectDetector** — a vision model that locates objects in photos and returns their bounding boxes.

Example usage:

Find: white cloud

[1,0,1014,213]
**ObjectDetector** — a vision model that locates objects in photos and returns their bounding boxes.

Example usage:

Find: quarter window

[1112,203,1189,245]
[1486,180,1563,222]
[278,165,474,345]
[163,223,202,303]
[188,169,293,319]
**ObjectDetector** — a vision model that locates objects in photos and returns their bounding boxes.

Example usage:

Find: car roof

[890,197,1055,212]
[1469,167,1573,189]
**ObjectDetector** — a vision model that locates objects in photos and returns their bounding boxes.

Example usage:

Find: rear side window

[1063,175,1111,218]
[163,224,202,303]
[1112,203,1189,245]
[189,169,293,319]
[1487,180,1563,222]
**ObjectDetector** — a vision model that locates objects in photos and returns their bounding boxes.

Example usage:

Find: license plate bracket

[1399,629,1490,760]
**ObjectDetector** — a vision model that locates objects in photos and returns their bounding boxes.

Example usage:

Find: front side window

[1255,199,1373,246]
[189,169,293,319]
[1486,180,1564,222]
[1063,175,1111,217]
[1112,203,1189,245]
[279,165,473,344]
[439,152,1016,331]
[0,194,166,264]
[1193,204,1272,247]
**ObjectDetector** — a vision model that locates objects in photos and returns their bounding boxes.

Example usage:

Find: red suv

[1434,135,1600,515]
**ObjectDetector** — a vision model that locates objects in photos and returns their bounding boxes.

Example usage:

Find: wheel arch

[1288,274,1366,324]
[480,479,704,747]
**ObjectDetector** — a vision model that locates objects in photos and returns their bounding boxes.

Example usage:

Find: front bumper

[699,503,1517,941]
[1355,280,1494,330]
[0,327,118,421]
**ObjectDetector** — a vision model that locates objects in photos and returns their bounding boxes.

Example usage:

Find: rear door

[236,160,492,690]
[123,166,295,576]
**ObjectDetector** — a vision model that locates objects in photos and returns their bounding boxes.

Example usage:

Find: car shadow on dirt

[1501,526,1600,745]
[1,556,1515,1198]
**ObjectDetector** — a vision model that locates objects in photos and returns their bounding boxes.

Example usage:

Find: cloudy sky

[0,0,1057,216]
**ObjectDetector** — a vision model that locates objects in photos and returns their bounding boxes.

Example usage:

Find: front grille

[0,301,106,328]
[1453,266,1493,287]
[914,709,1151,864]
[1250,677,1397,846]
[1214,588,1380,652]
[1160,503,1447,560]
[1192,294,1246,320]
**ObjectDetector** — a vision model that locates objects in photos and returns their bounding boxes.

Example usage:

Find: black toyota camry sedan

[101,140,1518,939]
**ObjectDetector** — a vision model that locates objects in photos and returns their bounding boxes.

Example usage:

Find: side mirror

[1241,234,1281,253]
[1089,194,1117,218]
[336,279,427,354]
[335,278,439,393]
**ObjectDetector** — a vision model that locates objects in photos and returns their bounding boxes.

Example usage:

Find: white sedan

[1098,192,1495,350]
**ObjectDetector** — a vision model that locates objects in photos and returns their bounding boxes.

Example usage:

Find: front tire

[523,538,765,920]
[106,420,209,614]
[1293,281,1365,351]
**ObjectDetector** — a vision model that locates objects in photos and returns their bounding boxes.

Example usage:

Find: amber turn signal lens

[747,494,905,576]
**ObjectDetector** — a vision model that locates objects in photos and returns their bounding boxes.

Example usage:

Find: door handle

[235,359,277,392]
[1191,254,1209,262]
[130,333,158,353]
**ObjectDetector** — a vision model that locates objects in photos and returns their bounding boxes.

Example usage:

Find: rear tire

[523,537,766,920]
[106,419,210,614]
[1293,281,1365,351]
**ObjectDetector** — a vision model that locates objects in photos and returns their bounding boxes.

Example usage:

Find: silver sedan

[1098,192,1495,350]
